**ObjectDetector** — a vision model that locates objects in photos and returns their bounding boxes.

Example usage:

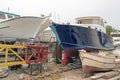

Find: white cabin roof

[76,16,106,21]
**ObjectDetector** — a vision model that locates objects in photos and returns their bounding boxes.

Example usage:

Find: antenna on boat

[8,7,10,11]
[49,13,52,17]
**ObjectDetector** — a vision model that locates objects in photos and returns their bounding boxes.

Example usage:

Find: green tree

[106,25,114,35]
[106,25,120,35]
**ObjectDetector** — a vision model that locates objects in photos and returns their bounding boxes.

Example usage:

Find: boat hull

[0,16,50,41]
[50,23,113,50]
[50,23,113,58]
[80,50,120,74]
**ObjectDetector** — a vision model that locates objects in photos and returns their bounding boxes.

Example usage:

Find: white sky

[0,0,120,29]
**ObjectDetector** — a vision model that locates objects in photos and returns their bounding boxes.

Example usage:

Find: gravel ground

[59,69,84,80]
[0,63,88,80]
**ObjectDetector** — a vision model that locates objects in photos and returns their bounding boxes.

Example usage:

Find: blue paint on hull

[50,23,113,51]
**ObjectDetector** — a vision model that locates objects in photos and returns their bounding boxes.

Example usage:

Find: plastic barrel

[62,51,69,64]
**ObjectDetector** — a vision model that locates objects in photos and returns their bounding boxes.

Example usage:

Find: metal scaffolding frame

[0,45,26,67]
[0,45,48,67]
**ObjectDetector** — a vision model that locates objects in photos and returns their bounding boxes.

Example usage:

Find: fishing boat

[79,49,120,75]
[0,11,51,42]
[50,17,113,57]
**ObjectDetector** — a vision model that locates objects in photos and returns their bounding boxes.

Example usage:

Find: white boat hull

[0,16,50,41]
[79,50,120,74]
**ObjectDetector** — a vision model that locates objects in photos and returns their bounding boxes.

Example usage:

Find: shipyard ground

[0,63,85,80]
[0,45,120,80]
[1,62,120,80]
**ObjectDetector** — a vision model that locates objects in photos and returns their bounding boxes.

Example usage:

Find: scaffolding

[0,45,26,67]
[0,44,48,67]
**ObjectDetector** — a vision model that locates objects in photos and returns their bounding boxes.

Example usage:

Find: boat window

[88,26,91,29]
[7,15,13,19]
[93,19,104,26]
[79,21,82,24]
[112,34,120,37]
[0,14,5,19]
[114,34,117,37]
[77,20,82,24]
[79,19,93,24]
[118,34,120,37]
[114,39,120,41]
[95,28,97,30]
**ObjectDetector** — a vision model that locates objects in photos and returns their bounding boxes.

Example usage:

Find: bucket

[69,57,75,63]
[62,51,69,64]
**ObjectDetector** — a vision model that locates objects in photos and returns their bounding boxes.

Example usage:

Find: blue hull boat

[50,23,113,56]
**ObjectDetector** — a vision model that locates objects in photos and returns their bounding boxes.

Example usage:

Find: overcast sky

[0,0,120,29]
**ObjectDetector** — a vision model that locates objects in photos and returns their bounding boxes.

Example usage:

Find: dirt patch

[1,63,86,80]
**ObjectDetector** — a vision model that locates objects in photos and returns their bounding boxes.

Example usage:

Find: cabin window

[95,28,97,30]
[100,29,101,32]
[113,34,116,37]
[7,15,13,18]
[88,26,91,29]
[114,39,120,41]
[77,20,82,24]
[0,14,5,19]
[111,35,113,37]
[93,19,104,26]
[81,19,93,24]
[118,34,120,37]
[112,34,119,37]
[80,21,82,24]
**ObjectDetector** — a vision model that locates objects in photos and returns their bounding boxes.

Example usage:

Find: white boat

[0,11,51,42]
[111,32,120,47]
[79,49,120,75]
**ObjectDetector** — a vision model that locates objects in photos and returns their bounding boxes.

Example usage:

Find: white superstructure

[75,16,106,33]
[111,32,120,46]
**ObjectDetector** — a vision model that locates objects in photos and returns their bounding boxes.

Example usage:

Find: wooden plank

[90,71,119,79]
[102,71,119,79]
[96,78,106,80]
[107,75,120,80]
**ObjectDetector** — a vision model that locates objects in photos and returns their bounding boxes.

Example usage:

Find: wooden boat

[79,49,120,75]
